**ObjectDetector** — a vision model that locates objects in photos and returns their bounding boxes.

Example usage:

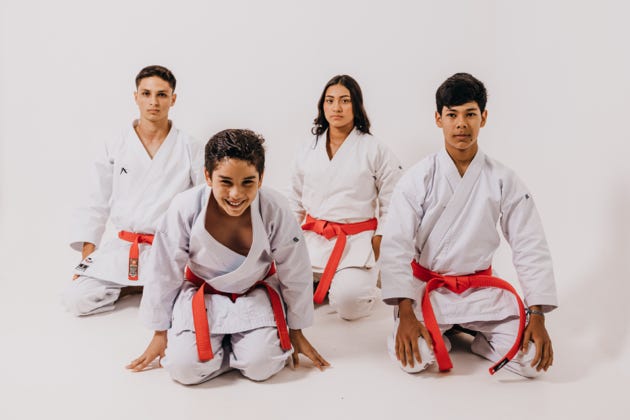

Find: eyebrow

[446,107,478,112]
[218,175,257,180]
[325,95,351,98]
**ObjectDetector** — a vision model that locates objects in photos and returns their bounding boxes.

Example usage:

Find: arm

[266,191,328,369]
[372,142,403,237]
[286,145,307,225]
[69,139,114,253]
[189,137,206,186]
[500,176,557,371]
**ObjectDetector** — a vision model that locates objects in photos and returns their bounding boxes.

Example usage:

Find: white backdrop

[1,0,629,416]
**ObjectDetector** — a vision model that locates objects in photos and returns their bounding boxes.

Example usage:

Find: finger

[126,356,144,370]
[419,327,433,351]
[542,340,553,371]
[522,330,531,353]
[411,335,422,364]
[72,274,79,280]
[405,340,414,368]
[307,349,330,369]
[292,351,300,369]
[531,338,542,369]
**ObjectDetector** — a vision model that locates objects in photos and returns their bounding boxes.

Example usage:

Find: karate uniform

[139,185,314,384]
[62,121,203,315]
[288,129,402,320]
[380,148,558,377]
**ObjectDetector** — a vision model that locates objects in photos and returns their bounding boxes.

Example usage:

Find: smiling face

[134,76,176,124]
[435,101,487,154]
[323,84,355,132]
[205,158,263,217]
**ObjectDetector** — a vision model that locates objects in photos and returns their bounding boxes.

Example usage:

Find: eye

[342,98,351,104]
[142,91,150,96]
[325,99,333,104]
[220,180,232,186]
[467,112,476,117]
[158,93,167,97]
[446,113,456,118]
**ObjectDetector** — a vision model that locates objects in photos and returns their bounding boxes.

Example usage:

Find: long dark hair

[311,75,371,136]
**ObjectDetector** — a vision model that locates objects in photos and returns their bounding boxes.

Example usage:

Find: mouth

[225,199,246,209]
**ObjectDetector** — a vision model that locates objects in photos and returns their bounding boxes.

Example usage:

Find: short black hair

[312,74,371,136]
[436,72,487,114]
[204,129,265,176]
[135,65,176,91]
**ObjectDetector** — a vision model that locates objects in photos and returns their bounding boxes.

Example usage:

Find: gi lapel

[419,149,485,257]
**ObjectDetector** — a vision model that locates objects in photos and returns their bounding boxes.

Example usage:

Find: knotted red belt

[185,264,292,362]
[118,231,155,280]
[301,214,377,304]
[411,261,526,375]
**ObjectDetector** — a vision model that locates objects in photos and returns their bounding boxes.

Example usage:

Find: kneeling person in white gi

[128,129,329,384]
[380,73,558,378]
[62,65,203,316]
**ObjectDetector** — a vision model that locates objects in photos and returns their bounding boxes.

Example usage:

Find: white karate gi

[62,121,203,315]
[139,185,314,384]
[288,128,402,320]
[380,148,558,377]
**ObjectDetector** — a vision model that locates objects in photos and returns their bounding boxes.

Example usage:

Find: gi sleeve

[500,175,558,313]
[372,142,403,236]
[287,143,307,225]
[69,139,113,251]
[189,137,206,186]
[265,190,314,329]
[139,193,193,330]
[379,167,426,306]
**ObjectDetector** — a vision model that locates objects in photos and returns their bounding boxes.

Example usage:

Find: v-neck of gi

[199,186,262,262]
[439,148,485,193]
[131,119,175,161]
[324,128,356,162]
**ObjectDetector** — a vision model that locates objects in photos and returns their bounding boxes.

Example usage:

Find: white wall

[1,0,629,358]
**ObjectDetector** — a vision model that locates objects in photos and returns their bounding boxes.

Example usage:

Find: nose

[332,99,342,112]
[229,185,243,199]
[455,116,467,128]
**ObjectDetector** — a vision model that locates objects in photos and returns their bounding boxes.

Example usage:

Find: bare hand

[522,308,553,372]
[289,329,330,371]
[73,242,96,280]
[396,299,433,368]
[371,235,382,261]
[127,331,167,372]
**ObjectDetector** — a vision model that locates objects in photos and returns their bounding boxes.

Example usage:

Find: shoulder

[169,184,206,215]
[258,187,291,211]
[481,152,526,189]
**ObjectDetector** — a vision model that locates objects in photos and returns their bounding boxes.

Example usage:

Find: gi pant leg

[464,317,542,378]
[61,276,125,316]
[327,267,379,321]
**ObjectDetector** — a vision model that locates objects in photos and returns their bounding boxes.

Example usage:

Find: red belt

[185,264,292,362]
[118,231,155,280]
[411,261,526,375]
[302,214,377,304]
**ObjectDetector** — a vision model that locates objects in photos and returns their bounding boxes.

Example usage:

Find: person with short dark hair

[62,65,203,316]
[128,129,328,383]
[380,73,558,377]
[288,75,403,320]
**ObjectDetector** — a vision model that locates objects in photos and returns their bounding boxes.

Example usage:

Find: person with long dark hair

[288,75,402,320]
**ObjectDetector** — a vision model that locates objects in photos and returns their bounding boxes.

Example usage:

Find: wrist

[526,307,545,318]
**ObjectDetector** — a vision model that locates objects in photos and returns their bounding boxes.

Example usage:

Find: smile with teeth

[226,199,246,207]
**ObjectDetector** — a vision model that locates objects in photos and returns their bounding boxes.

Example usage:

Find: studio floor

[2,282,628,420]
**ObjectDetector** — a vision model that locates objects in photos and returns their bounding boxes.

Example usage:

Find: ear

[133,91,138,105]
[480,109,488,127]
[170,92,177,107]
[435,110,443,128]
[204,168,212,186]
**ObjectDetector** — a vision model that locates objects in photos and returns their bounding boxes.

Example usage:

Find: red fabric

[185,264,292,362]
[411,261,526,375]
[117,231,155,280]
[301,214,378,304]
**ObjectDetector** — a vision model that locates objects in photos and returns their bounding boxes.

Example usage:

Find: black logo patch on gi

[120,167,128,175]
[293,237,299,243]
[525,194,530,199]
[75,263,89,272]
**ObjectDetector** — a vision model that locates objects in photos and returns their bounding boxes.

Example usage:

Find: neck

[328,124,353,145]
[445,144,478,176]
[135,118,171,144]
